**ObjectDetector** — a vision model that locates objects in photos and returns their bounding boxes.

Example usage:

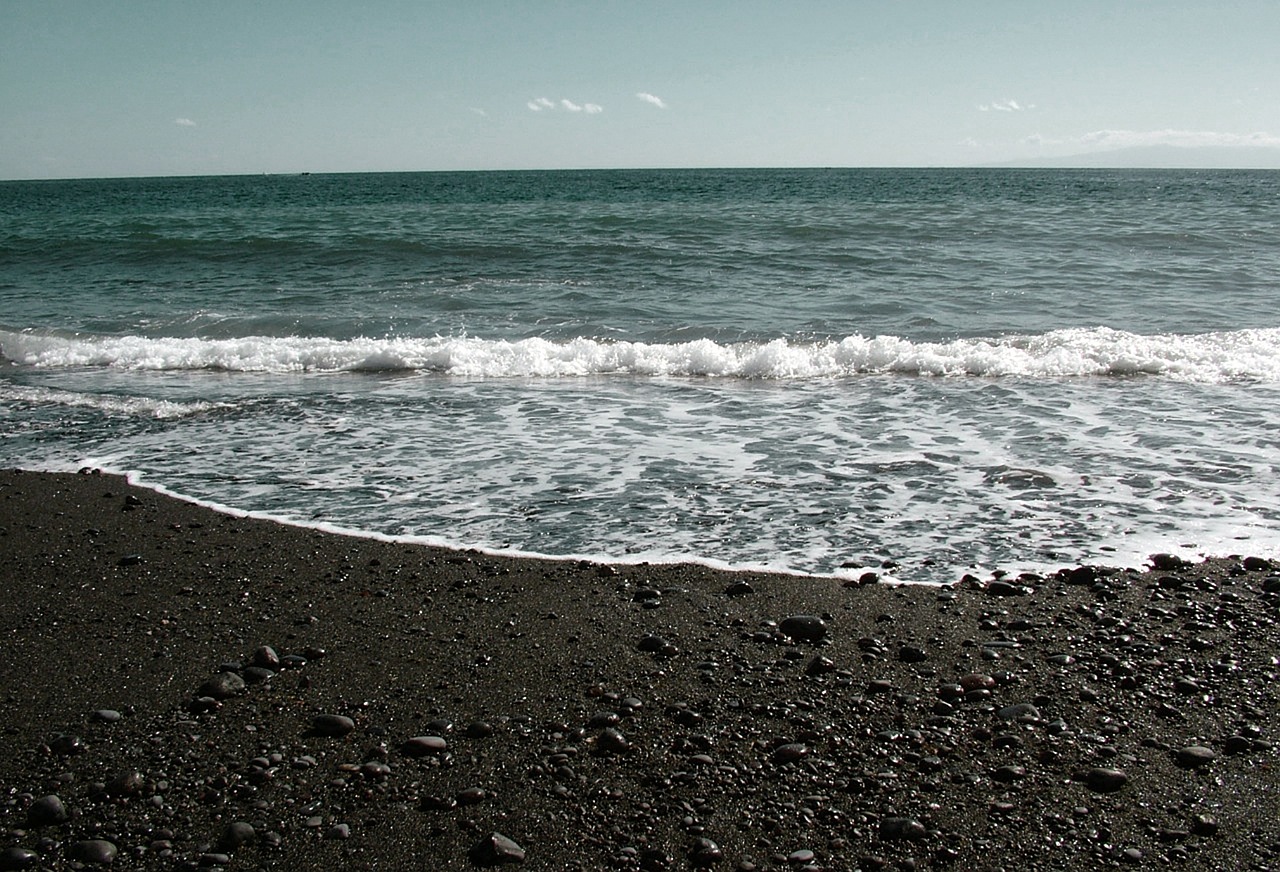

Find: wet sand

[1,468,1278,870]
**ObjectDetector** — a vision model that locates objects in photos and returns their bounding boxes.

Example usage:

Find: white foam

[0,382,230,419]
[4,327,1279,383]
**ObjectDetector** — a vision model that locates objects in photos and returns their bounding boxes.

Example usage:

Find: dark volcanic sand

[1,469,1278,871]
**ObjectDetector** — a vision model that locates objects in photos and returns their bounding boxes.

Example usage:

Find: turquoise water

[3,169,1279,580]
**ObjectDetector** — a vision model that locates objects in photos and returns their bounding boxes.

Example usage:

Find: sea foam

[3,327,1279,383]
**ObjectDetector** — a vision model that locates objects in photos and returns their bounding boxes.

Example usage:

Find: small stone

[1150,553,1192,571]
[779,615,828,643]
[0,847,39,870]
[997,703,1041,721]
[219,821,256,851]
[311,714,356,737]
[805,655,836,676]
[105,771,144,797]
[326,823,351,840]
[402,735,448,757]
[68,840,117,865]
[91,709,122,723]
[992,765,1027,783]
[879,817,927,841]
[788,849,816,865]
[1190,814,1219,836]
[724,581,754,596]
[470,832,526,866]
[1173,745,1215,768]
[986,580,1031,596]
[48,734,85,755]
[198,672,246,700]
[689,837,723,866]
[28,794,69,826]
[771,743,810,764]
[597,728,630,755]
[1082,767,1128,792]
[251,646,281,669]
[898,645,928,663]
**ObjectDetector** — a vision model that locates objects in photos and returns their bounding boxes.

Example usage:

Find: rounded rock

[689,837,723,866]
[1082,767,1128,792]
[779,615,828,643]
[0,847,39,870]
[27,794,69,827]
[402,735,449,757]
[311,714,356,737]
[220,821,256,851]
[1173,745,1215,769]
[198,671,246,700]
[68,840,117,865]
[470,831,526,866]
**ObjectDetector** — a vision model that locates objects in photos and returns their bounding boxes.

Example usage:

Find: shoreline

[1,468,1278,870]
[27,462,1238,588]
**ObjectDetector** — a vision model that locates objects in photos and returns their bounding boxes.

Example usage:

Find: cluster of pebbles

[1,470,1279,870]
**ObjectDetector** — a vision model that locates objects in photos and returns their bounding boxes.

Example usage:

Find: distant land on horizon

[984,145,1280,170]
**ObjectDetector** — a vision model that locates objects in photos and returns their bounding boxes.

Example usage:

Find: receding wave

[0,383,231,419]
[3,327,1278,382]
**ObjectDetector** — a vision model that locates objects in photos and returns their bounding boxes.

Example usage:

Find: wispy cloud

[1028,129,1280,149]
[470,107,488,117]
[174,117,197,127]
[527,97,602,114]
[636,92,667,109]
[978,99,1031,112]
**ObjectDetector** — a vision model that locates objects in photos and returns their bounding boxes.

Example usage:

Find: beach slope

[1,469,1277,870]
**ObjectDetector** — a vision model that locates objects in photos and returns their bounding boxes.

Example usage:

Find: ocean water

[2,168,1279,582]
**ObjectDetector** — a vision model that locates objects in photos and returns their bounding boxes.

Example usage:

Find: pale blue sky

[3,0,1279,178]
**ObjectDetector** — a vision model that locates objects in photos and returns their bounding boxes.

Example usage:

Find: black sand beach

[1,468,1278,870]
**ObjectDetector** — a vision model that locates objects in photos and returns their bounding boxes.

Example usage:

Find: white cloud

[636,92,667,109]
[174,117,196,127]
[978,99,1031,113]
[470,107,488,117]
[527,97,601,114]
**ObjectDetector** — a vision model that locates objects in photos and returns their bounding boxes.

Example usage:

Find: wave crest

[3,327,1278,382]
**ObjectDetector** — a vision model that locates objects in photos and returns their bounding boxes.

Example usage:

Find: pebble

[1082,767,1129,792]
[470,831,526,865]
[997,703,1041,721]
[402,735,449,756]
[311,714,356,736]
[1173,745,1216,768]
[779,615,828,643]
[0,847,38,870]
[689,838,723,866]
[27,794,68,826]
[251,645,281,669]
[597,727,630,755]
[91,708,122,723]
[879,817,928,841]
[198,672,246,700]
[219,821,256,850]
[68,840,117,865]
[771,743,810,764]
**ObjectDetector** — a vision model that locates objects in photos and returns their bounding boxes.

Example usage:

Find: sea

[2,168,1279,583]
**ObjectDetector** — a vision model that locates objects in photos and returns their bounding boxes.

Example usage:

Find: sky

[3,0,1280,179]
